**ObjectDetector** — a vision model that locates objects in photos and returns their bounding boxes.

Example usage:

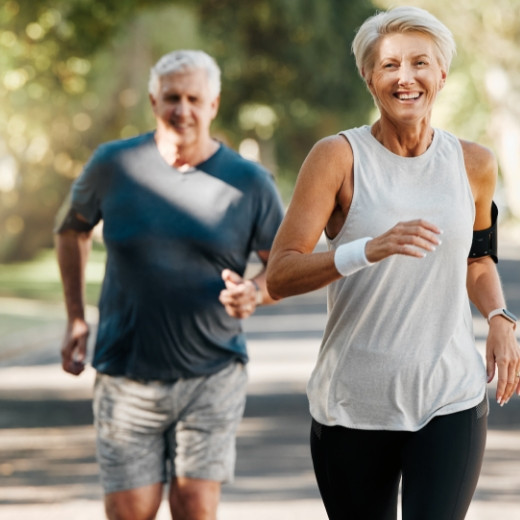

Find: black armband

[54,207,94,234]
[468,201,498,263]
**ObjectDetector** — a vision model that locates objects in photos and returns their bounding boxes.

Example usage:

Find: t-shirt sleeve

[54,147,106,232]
[249,169,284,252]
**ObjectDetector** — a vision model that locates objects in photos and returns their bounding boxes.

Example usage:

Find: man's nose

[174,99,189,115]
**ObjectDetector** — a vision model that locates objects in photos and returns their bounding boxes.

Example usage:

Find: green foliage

[0,246,105,304]
[0,0,193,262]
[195,0,376,182]
[1,0,376,262]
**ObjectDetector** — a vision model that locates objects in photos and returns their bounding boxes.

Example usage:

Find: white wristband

[334,237,374,277]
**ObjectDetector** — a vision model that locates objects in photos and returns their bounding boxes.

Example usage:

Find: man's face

[150,68,219,147]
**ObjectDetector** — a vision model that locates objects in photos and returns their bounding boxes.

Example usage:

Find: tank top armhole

[451,133,476,223]
[327,128,361,248]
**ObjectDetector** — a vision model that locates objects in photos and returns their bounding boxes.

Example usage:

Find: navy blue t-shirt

[58,132,284,380]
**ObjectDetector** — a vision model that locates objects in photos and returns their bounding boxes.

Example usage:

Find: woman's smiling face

[366,32,447,126]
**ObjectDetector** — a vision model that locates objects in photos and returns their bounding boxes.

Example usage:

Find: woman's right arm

[266,135,443,300]
[266,135,352,299]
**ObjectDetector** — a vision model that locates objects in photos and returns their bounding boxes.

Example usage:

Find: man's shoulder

[94,132,155,160]
[213,143,273,181]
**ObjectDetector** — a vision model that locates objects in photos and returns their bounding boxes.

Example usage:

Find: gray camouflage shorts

[93,361,248,494]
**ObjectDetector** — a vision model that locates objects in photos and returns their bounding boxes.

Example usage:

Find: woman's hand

[486,317,520,406]
[366,219,442,262]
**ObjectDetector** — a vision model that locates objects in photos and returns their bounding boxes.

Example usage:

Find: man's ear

[149,93,157,111]
[211,95,221,119]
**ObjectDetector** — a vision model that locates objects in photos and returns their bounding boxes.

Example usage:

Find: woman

[266,6,520,520]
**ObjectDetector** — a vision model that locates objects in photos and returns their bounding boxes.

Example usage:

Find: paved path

[0,245,519,519]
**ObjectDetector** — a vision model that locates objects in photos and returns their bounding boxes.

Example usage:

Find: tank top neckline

[358,124,439,163]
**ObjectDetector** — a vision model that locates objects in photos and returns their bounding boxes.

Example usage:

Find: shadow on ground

[1,381,519,506]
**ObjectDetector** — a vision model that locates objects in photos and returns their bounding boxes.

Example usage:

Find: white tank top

[307,125,487,431]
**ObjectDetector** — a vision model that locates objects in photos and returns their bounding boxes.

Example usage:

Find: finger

[62,336,87,373]
[503,360,520,402]
[219,293,241,309]
[413,231,441,250]
[223,284,250,303]
[236,303,254,319]
[495,361,510,405]
[504,364,520,403]
[61,339,76,365]
[397,240,435,258]
[222,301,253,319]
[222,269,243,287]
[69,359,86,375]
[485,355,495,384]
[502,384,515,405]
[402,225,441,251]
[74,336,88,362]
[417,219,442,236]
[409,219,443,236]
[62,352,85,375]
[386,222,441,258]
[220,289,250,313]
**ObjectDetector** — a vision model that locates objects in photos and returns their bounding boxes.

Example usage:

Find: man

[55,49,284,520]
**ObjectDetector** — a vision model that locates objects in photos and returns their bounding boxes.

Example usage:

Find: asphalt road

[0,249,519,519]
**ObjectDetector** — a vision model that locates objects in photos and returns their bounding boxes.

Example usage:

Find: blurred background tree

[1,0,518,263]
[0,0,192,261]
[0,0,374,262]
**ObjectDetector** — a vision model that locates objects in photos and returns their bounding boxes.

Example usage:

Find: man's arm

[55,228,93,375]
[219,250,277,320]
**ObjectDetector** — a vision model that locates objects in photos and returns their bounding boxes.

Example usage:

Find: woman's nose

[397,63,415,86]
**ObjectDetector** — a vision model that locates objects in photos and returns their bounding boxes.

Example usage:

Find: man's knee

[169,477,221,520]
[105,483,163,520]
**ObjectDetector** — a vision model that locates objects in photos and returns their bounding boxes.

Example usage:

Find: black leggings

[310,399,487,520]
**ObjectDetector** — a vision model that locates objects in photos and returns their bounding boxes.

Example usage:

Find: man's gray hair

[352,6,456,81]
[148,50,221,99]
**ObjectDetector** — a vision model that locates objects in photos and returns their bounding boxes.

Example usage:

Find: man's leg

[105,483,163,520]
[166,362,247,519]
[93,374,173,520]
[169,477,221,520]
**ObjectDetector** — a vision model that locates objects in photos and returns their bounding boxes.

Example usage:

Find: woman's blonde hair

[352,6,456,80]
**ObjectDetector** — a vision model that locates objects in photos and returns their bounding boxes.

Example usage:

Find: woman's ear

[439,69,447,90]
[362,68,374,92]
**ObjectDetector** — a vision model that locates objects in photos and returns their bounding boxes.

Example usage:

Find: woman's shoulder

[458,139,498,181]
[308,133,354,163]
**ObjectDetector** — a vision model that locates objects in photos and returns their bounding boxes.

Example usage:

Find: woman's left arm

[462,140,520,406]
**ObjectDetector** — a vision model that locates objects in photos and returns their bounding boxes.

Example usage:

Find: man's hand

[219,269,259,319]
[61,318,89,375]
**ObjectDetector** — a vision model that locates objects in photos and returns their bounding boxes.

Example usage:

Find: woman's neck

[371,119,434,157]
